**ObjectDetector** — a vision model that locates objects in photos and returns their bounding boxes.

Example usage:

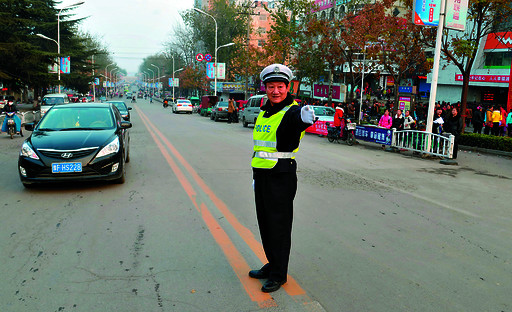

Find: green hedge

[459,133,512,152]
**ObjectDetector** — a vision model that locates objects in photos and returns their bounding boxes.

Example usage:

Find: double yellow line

[136,106,313,309]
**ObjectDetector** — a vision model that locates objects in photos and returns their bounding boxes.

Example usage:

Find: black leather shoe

[261,279,286,293]
[248,264,270,279]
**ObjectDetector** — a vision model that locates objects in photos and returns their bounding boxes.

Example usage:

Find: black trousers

[254,170,297,282]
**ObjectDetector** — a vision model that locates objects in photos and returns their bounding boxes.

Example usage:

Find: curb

[459,145,512,158]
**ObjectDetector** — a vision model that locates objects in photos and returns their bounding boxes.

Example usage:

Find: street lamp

[194,8,218,96]
[109,67,117,97]
[56,1,84,92]
[150,64,160,96]
[173,68,184,100]
[215,42,234,94]
[147,68,155,95]
[105,62,115,96]
[36,34,61,93]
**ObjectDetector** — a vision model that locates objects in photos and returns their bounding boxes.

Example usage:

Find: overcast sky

[66,0,194,75]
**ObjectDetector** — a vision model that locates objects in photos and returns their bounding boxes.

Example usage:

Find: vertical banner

[206,62,215,79]
[94,78,99,86]
[169,78,179,87]
[48,58,59,73]
[60,56,71,74]
[413,0,441,26]
[216,63,226,79]
[445,0,468,31]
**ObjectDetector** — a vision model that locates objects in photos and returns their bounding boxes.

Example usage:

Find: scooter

[3,112,22,139]
[326,118,356,146]
[163,99,169,108]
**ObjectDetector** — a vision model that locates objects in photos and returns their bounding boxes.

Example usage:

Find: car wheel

[243,117,248,128]
[114,161,126,184]
[214,115,219,122]
[210,114,214,120]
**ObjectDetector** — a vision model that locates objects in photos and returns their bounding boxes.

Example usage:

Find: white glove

[301,105,316,124]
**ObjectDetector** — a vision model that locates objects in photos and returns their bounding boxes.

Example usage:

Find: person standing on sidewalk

[227,97,235,124]
[249,63,316,293]
[445,107,463,159]
[507,109,512,137]
[472,106,484,134]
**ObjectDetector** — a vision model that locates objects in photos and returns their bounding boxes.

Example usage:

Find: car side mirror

[24,123,35,131]
[120,121,132,129]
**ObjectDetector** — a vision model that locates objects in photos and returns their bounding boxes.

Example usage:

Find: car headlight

[20,142,39,160]
[95,137,120,159]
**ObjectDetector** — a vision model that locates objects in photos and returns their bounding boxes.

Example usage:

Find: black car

[107,101,132,121]
[18,103,132,187]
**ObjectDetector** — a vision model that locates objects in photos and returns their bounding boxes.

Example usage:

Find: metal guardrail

[391,130,455,159]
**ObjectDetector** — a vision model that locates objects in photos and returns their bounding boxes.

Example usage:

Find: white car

[172,99,193,114]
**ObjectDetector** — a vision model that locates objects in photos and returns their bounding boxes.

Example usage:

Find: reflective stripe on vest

[251,102,304,169]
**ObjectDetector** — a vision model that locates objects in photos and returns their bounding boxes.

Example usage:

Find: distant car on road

[40,93,70,117]
[172,99,193,114]
[210,101,230,122]
[18,103,132,187]
[241,95,266,127]
[107,101,132,121]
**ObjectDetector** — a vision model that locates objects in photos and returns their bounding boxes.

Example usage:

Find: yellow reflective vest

[252,102,305,169]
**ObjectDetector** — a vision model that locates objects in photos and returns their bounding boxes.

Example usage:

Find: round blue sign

[205,54,212,62]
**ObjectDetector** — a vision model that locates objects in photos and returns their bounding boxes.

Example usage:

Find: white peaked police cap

[260,64,293,84]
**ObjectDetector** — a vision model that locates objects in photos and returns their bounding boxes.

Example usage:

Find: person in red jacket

[333,105,344,137]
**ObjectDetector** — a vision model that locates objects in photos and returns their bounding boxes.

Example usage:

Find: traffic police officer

[249,64,316,293]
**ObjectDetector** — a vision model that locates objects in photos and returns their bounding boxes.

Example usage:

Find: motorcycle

[131,96,136,103]
[2,111,22,139]
[163,99,169,108]
[326,118,356,146]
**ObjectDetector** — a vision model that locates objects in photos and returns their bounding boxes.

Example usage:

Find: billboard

[445,0,468,31]
[169,78,179,87]
[413,0,441,27]
[206,62,226,79]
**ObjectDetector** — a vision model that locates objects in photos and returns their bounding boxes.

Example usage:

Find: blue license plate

[52,162,82,173]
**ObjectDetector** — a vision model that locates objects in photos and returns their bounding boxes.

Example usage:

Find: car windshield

[42,97,65,105]
[37,107,115,130]
[217,102,229,107]
[313,107,335,117]
[177,100,191,104]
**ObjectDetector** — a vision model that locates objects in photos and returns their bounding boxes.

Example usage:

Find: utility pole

[238,1,259,100]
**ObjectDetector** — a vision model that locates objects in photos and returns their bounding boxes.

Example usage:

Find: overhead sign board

[445,0,468,31]
[413,0,441,27]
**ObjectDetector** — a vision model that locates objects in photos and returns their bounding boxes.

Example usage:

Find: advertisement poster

[60,56,70,74]
[206,62,215,79]
[355,125,393,145]
[445,0,468,31]
[399,96,411,111]
[169,78,179,87]
[48,58,59,74]
[216,63,226,79]
[413,0,441,27]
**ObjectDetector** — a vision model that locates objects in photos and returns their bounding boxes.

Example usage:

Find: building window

[484,52,512,68]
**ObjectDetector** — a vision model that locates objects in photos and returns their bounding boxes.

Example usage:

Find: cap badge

[274,66,280,73]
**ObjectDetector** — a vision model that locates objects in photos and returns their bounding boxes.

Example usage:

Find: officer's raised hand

[301,105,316,124]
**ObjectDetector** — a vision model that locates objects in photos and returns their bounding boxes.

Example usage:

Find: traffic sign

[196,53,204,62]
[204,54,212,62]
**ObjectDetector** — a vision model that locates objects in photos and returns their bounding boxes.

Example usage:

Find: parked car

[40,93,70,117]
[107,101,132,121]
[18,103,132,187]
[210,102,230,122]
[172,99,193,114]
[241,95,267,127]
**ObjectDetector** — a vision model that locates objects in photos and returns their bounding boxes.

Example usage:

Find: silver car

[241,95,267,127]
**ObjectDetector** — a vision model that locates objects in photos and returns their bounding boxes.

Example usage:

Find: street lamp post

[105,62,115,97]
[151,64,160,97]
[147,68,155,95]
[109,67,117,97]
[194,8,218,96]
[173,68,184,100]
[36,34,60,93]
[57,1,84,93]
[215,42,235,96]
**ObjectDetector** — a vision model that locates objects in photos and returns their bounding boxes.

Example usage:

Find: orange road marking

[136,106,276,307]
[139,109,307,298]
